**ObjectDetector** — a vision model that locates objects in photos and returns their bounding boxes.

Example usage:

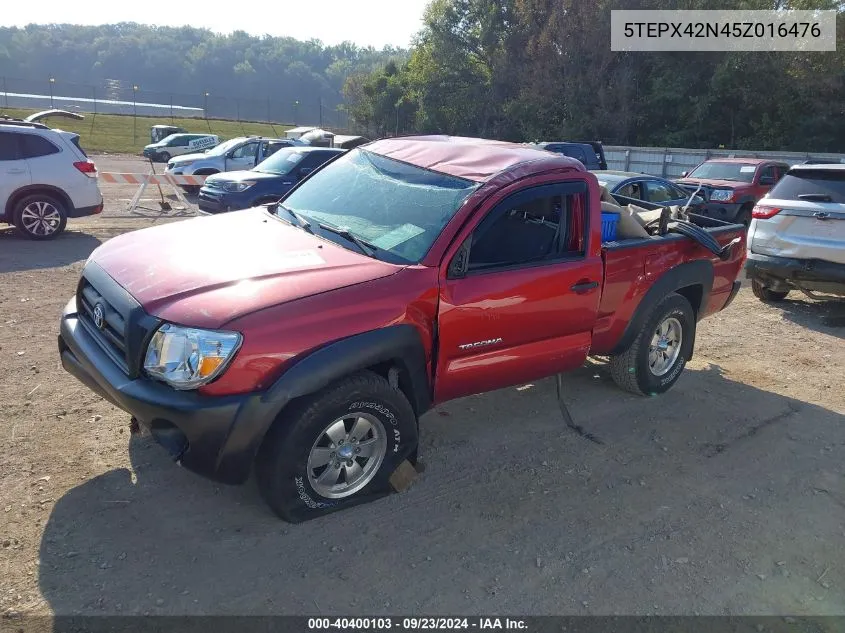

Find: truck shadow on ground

[0,229,101,273]
[38,364,845,616]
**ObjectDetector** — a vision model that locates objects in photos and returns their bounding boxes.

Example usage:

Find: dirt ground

[1,154,844,617]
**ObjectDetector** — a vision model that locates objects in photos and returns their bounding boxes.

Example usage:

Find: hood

[144,142,165,150]
[88,208,401,328]
[170,152,209,164]
[206,170,288,184]
[676,178,747,189]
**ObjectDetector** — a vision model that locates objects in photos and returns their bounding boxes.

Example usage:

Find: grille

[77,277,130,373]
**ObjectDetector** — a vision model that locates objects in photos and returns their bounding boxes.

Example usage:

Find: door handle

[570,280,599,293]
[6,168,26,174]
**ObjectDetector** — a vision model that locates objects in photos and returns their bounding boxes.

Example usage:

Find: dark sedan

[198,146,345,214]
[592,170,705,211]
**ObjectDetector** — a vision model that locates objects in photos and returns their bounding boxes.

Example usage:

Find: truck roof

[702,158,780,165]
[364,135,584,183]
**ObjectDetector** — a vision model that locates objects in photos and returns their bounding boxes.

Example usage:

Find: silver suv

[747,163,845,301]
[0,116,103,239]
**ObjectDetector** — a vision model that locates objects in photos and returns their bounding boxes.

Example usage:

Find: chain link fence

[0,76,352,130]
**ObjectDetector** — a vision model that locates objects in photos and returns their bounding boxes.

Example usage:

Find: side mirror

[447,239,471,279]
[680,171,688,178]
[226,151,236,159]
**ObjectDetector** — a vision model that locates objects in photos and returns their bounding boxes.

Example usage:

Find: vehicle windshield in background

[255,149,305,175]
[281,149,479,263]
[205,138,241,156]
[769,170,845,203]
[687,162,756,183]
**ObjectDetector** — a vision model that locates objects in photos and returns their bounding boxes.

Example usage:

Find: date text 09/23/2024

[307,618,528,630]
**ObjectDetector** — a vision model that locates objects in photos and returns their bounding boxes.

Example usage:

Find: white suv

[747,163,845,301]
[0,118,103,240]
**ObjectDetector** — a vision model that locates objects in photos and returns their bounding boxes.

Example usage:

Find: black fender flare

[609,260,714,358]
[215,325,431,478]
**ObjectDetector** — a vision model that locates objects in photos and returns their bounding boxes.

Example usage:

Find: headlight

[221,181,257,193]
[710,189,734,202]
[170,160,194,170]
[143,323,242,390]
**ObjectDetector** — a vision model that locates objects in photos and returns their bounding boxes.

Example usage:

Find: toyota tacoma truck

[58,136,746,522]
[676,158,789,226]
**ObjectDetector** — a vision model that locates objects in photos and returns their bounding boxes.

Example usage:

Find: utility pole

[319,97,323,127]
[49,77,55,108]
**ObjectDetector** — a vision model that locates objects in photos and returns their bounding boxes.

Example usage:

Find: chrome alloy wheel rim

[306,413,387,499]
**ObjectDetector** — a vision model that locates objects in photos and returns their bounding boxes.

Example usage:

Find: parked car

[198,146,344,214]
[675,158,789,226]
[533,141,608,170]
[0,116,102,240]
[747,163,845,301]
[143,133,219,163]
[58,136,745,522]
[165,136,297,193]
[593,170,705,212]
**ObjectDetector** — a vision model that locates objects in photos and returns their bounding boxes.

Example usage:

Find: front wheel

[256,371,419,523]
[158,151,171,163]
[610,293,696,396]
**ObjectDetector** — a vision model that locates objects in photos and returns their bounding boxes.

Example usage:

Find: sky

[4,0,431,49]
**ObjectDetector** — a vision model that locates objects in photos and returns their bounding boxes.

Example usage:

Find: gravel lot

[1,154,844,617]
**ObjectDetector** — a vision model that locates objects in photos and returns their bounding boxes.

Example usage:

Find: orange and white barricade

[98,172,208,216]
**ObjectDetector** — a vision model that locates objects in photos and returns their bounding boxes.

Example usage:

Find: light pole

[132,85,139,144]
[204,92,209,118]
[293,100,299,125]
[48,77,55,108]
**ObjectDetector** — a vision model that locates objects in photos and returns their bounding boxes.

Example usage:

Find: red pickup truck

[676,158,790,226]
[59,136,745,522]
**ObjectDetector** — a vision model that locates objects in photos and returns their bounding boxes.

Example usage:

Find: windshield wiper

[318,223,377,258]
[798,193,833,202]
[271,203,313,233]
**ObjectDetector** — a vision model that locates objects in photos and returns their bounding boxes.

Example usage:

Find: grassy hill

[0,107,293,155]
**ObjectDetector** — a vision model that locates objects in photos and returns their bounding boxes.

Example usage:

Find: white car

[747,163,845,300]
[0,117,103,240]
[142,133,219,163]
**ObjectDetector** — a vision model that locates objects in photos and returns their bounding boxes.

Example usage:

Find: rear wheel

[610,293,695,396]
[751,279,789,302]
[255,371,419,523]
[14,194,67,240]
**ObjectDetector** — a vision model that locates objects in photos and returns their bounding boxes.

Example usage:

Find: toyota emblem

[92,303,105,330]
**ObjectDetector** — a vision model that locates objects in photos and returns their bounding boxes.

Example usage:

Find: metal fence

[0,76,350,128]
[606,145,845,178]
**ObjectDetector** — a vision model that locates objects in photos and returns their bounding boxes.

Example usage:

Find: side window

[644,180,677,203]
[758,165,776,184]
[670,183,692,200]
[466,185,587,272]
[231,142,258,159]
[19,134,60,159]
[263,141,286,158]
[617,182,643,200]
[0,132,21,160]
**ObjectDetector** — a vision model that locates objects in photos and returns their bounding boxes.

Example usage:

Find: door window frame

[448,181,590,279]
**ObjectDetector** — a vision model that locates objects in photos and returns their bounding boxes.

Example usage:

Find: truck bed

[590,204,746,356]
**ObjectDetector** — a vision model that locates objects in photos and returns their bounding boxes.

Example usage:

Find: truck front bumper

[696,202,745,223]
[58,300,273,485]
